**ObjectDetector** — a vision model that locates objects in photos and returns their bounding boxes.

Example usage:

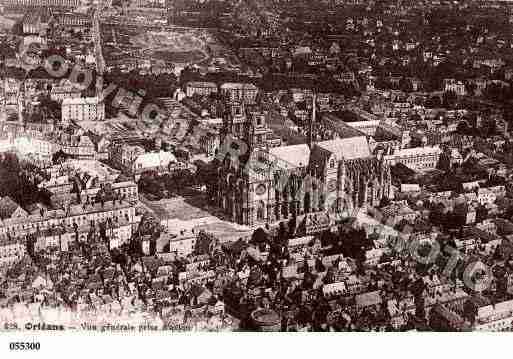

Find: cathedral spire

[17,80,24,124]
[308,93,316,148]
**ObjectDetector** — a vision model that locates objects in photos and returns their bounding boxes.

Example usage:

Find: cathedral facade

[212,103,393,226]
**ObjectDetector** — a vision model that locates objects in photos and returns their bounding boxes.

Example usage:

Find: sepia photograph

[1,0,513,354]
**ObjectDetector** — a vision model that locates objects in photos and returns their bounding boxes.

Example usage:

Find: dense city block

[1,0,513,332]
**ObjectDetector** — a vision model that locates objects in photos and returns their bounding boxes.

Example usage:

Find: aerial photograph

[1,0,513,340]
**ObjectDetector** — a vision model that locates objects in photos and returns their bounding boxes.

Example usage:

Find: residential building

[2,0,79,8]
[0,236,26,267]
[385,146,442,171]
[443,79,466,96]
[185,82,218,98]
[50,81,83,102]
[62,97,105,123]
[220,83,258,104]
[473,299,513,331]
[109,144,179,179]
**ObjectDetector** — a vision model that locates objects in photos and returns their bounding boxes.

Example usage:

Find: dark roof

[189,284,206,298]
[0,196,22,219]
[224,239,248,254]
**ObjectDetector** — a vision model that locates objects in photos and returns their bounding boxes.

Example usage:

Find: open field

[102,24,210,65]
[142,195,215,221]
[140,194,252,242]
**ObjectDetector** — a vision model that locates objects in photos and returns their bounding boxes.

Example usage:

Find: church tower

[247,111,269,150]
[224,101,246,139]
[223,101,272,152]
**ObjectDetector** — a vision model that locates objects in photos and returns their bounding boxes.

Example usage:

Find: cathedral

[212,102,393,226]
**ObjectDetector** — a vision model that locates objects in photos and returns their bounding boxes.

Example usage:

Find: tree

[314,257,325,272]
[399,77,413,93]
[429,203,446,227]
[483,83,509,102]
[379,197,391,208]
[465,82,476,96]
[278,221,288,244]
[456,121,470,135]
[414,295,426,323]
[288,216,297,238]
[374,76,390,90]
[250,227,268,246]
[425,95,442,108]
[481,118,497,137]
[52,150,70,164]
[463,299,477,324]
[442,90,457,108]
[476,205,488,223]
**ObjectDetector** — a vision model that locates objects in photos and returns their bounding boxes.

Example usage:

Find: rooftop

[62,97,102,106]
[317,136,372,161]
[220,83,258,91]
[269,144,311,169]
